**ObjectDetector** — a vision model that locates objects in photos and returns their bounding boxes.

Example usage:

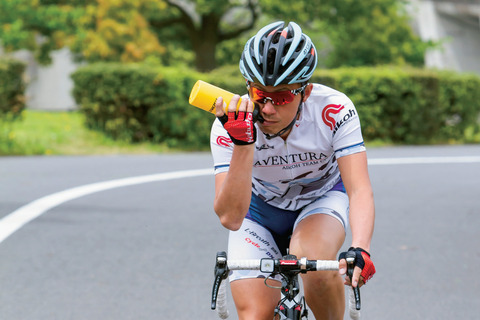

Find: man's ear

[303,83,313,102]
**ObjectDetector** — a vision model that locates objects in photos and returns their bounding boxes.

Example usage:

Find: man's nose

[261,100,276,115]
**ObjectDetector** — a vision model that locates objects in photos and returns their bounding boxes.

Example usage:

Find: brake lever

[211,251,228,310]
[346,251,361,310]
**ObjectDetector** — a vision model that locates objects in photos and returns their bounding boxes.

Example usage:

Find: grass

[0,110,176,156]
[2,109,471,156]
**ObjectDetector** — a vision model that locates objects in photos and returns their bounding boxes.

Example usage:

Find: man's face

[248,82,312,138]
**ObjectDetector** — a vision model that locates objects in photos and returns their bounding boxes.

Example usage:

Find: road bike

[211,251,361,320]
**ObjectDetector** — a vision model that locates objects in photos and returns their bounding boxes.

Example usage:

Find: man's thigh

[227,218,283,282]
[290,213,346,259]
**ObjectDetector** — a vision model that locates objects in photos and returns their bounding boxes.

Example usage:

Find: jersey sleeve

[322,97,366,159]
[210,118,234,174]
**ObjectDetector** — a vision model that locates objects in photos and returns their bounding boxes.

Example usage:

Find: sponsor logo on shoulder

[322,104,344,130]
[322,104,357,135]
[216,136,232,147]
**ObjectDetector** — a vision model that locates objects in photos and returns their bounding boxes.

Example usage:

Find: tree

[312,0,431,67]
[0,0,85,64]
[0,0,166,64]
[0,0,432,70]
[149,0,431,70]
[147,0,259,71]
[72,0,166,63]
[254,0,431,68]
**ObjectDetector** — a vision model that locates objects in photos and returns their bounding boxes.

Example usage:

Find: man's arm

[213,95,255,231]
[337,151,375,287]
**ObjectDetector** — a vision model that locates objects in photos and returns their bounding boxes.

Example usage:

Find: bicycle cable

[264,274,283,289]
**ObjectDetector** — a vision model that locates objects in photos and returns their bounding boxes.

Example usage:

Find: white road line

[1,155,479,244]
[0,168,212,244]
[368,156,480,165]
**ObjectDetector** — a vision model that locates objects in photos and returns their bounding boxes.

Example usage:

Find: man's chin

[258,126,278,135]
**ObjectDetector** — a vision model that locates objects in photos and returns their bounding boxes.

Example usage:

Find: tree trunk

[191,13,220,72]
[192,36,218,72]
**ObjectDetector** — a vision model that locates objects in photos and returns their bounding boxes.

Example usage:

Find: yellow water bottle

[189,80,242,114]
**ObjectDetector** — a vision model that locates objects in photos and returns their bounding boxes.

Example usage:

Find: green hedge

[0,58,26,123]
[72,63,480,150]
[71,63,211,149]
[311,67,480,144]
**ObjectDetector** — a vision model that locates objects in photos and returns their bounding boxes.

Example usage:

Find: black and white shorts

[227,187,349,282]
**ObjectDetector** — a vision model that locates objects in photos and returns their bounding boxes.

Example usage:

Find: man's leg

[227,217,284,320]
[289,214,346,320]
[230,278,280,320]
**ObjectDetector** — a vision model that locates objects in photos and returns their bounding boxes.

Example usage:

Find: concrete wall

[409,0,480,73]
[11,48,79,111]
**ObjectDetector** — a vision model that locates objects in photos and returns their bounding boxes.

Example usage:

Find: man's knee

[231,279,280,320]
[235,306,275,320]
[302,270,343,294]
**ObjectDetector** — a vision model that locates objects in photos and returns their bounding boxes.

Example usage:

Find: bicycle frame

[271,257,308,319]
[211,251,361,320]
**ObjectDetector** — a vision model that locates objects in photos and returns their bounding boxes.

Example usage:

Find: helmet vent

[267,48,276,74]
[283,44,291,57]
[296,39,305,52]
[272,33,281,44]
[287,29,294,39]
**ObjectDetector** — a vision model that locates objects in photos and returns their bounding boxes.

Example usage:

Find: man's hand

[338,247,376,288]
[216,95,256,145]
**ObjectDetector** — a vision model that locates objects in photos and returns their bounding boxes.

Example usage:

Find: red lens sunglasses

[247,82,308,106]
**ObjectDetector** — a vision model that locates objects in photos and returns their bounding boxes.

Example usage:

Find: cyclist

[210,21,376,320]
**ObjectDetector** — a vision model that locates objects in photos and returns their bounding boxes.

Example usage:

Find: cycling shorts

[227,186,349,283]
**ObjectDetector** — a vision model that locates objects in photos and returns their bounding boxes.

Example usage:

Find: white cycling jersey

[210,83,366,211]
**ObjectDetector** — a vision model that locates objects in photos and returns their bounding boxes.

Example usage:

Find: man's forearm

[214,145,254,230]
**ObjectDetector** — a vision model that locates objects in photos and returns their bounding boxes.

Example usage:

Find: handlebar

[225,256,340,273]
[211,251,361,319]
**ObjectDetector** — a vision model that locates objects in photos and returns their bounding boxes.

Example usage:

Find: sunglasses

[247,83,308,106]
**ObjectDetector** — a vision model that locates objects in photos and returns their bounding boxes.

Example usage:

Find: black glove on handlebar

[338,247,376,283]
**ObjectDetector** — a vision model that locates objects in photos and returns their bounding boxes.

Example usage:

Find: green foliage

[0,0,85,64]
[71,63,211,149]
[311,67,480,144]
[317,0,431,67]
[0,57,26,153]
[0,0,166,64]
[259,0,432,68]
[0,58,26,122]
[206,64,247,94]
[438,73,480,142]
[71,0,166,63]
[71,63,480,150]
[1,0,432,71]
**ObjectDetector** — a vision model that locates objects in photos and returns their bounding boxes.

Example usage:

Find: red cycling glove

[218,111,257,145]
[339,247,376,283]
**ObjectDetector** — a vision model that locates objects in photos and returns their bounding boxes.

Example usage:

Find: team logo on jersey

[254,152,328,167]
[322,104,344,130]
[216,136,232,147]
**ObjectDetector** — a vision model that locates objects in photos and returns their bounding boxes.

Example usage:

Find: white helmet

[239,21,317,86]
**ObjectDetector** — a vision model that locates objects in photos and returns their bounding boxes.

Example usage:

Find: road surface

[1,145,479,319]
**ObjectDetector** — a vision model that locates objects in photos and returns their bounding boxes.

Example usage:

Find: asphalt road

[1,145,479,320]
